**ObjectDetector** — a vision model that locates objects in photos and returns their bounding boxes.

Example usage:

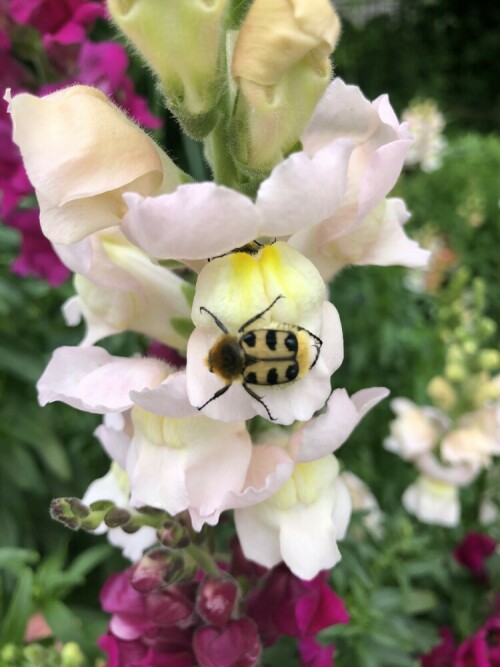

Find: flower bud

[157,520,191,549]
[478,349,500,371]
[50,497,91,530]
[61,643,86,667]
[230,0,341,172]
[427,376,456,411]
[107,0,230,138]
[131,548,185,592]
[196,574,239,627]
[444,362,467,383]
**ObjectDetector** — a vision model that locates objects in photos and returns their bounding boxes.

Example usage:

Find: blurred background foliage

[1,0,499,665]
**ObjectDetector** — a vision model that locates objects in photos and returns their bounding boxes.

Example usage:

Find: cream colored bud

[107,0,230,137]
[427,376,456,411]
[231,0,341,172]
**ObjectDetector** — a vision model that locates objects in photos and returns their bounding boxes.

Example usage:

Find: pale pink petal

[121,185,260,260]
[415,452,479,487]
[37,347,169,413]
[301,79,375,155]
[297,387,389,462]
[130,419,251,522]
[256,140,353,236]
[191,444,295,530]
[130,372,199,418]
[355,138,412,225]
[94,412,132,469]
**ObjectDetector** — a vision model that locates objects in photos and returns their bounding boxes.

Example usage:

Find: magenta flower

[299,637,335,667]
[420,628,457,666]
[77,41,162,129]
[454,532,497,580]
[193,618,261,667]
[455,615,500,666]
[5,208,70,285]
[247,564,349,647]
[10,0,106,48]
[99,565,262,667]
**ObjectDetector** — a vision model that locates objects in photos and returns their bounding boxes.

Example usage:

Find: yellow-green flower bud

[444,362,467,383]
[478,349,500,371]
[61,643,86,667]
[107,0,230,137]
[230,0,341,173]
[427,376,456,411]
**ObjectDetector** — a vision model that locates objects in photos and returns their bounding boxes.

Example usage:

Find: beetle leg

[197,384,231,410]
[243,383,276,421]
[296,325,323,369]
[239,295,285,333]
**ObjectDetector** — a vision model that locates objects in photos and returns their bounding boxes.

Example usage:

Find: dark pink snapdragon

[247,564,349,647]
[99,564,262,667]
[454,532,497,580]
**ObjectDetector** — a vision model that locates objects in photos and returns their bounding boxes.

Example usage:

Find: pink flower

[10,0,106,48]
[193,618,261,667]
[99,566,261,667]
[5,208,70,285]
[299,637,335,667]
[247,564,348,646]
[420,628,457,666]
[0,119,33,216]
[455,615,500,666]
[77,41,161,129]
[454,532,497,580]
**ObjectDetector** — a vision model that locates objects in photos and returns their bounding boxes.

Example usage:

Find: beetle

[197,295,323,420]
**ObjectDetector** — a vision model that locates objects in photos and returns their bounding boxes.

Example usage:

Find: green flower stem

[185,543,220,575]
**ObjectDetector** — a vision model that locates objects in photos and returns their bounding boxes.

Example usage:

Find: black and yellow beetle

[197,295,322,420]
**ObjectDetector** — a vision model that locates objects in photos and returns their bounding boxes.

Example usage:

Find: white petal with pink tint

[130,372,198,418]
[37,346,169,413]
[122,185,259,260]
[235,456,352,579]
[255,140,353,236]
[297,386,389,462]
[128,409,252,522]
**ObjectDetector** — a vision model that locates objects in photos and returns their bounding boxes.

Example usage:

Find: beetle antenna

[199,307,229,334]
[239,295,285,333]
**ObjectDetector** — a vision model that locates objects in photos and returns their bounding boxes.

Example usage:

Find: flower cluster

[402,98,447,173]
[5,0,431,662]
[385,274,500,527]
[98,540,348,667]
[1,0,160,284]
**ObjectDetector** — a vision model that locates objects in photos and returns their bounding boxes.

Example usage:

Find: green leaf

[0,548,39,576]
[403,589,438,615]
[65,544,113,581]
[0,568,33,644]
[42,599,86,646]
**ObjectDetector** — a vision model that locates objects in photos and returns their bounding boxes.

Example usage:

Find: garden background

[0,1,499,665]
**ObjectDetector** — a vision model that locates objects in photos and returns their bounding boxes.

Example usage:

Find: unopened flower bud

[196,574,239,627]
[61,642,86,667]
[445,362,467,383]
[50,497,91,530]
[131,548,185,592]
[427,376,456,411]
[231,0,341,172]
[107,0,230,138]
[157,520,191,549]
[104,506,132,528]
[478,349,500,371]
